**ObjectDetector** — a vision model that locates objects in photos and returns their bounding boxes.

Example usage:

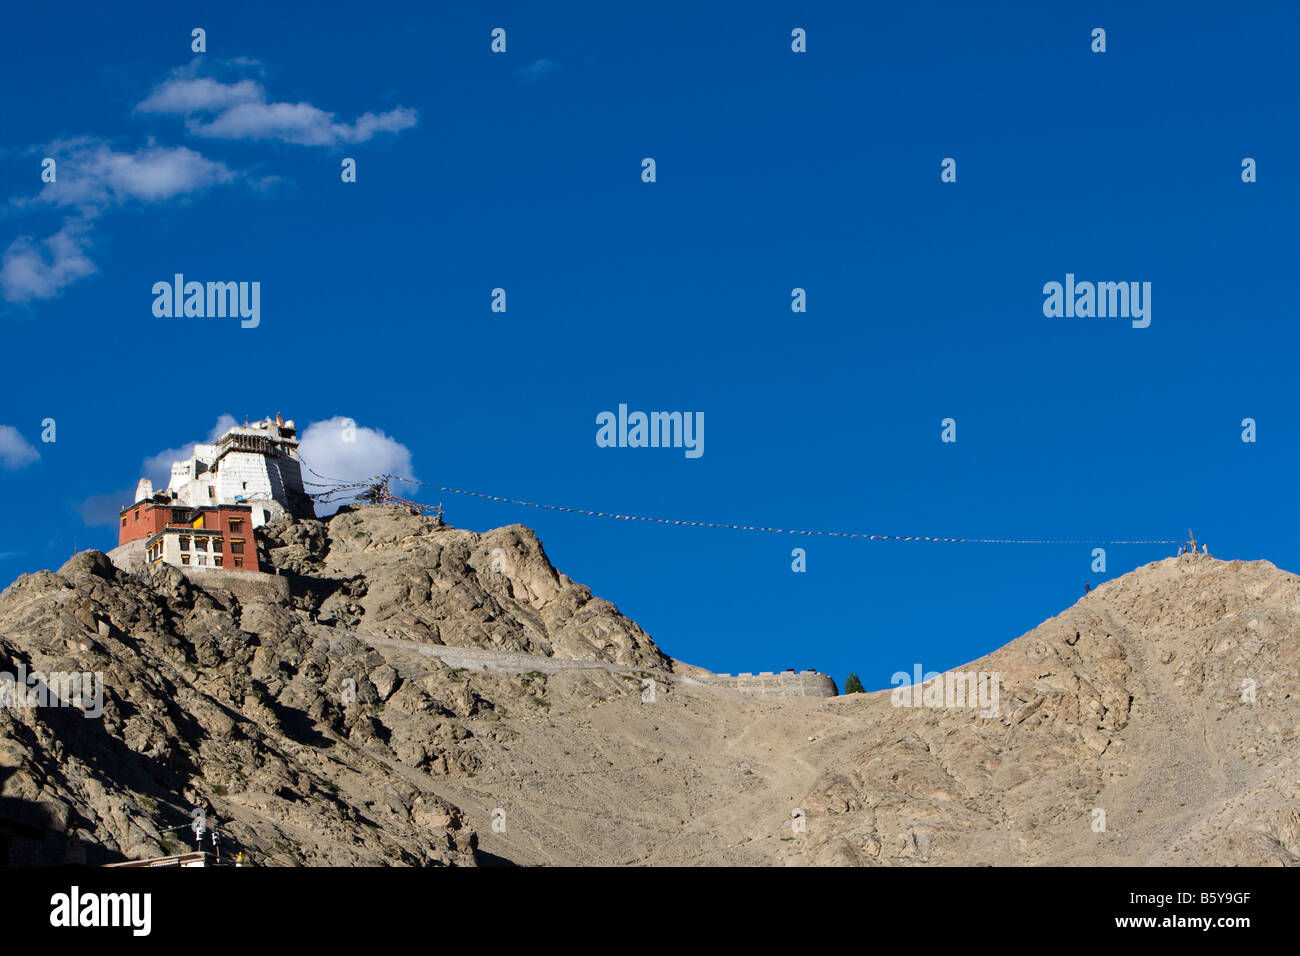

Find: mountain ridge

[1,505,1296,866]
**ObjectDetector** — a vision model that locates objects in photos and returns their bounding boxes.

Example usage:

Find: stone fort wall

[106,538,146,574]
[107,544,289,604]
[356,636,838,697]
[702,670,838,698]
[179,567,291,603]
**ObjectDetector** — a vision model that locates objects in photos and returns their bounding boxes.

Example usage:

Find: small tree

[844,672,865,694]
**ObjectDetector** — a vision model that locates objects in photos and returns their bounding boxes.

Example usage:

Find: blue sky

[1,1,1297,690]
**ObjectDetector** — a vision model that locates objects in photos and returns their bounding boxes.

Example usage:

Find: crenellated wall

[703,670,838,698]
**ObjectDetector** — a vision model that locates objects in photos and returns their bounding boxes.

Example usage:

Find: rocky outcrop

[3,515,1297,867]
[0,549,478,865]
[261,505,667,667]
[795,556,1300,867]
[0,504,669,866]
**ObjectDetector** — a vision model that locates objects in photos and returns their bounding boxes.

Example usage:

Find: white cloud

[24,141,235,212]
[0,221,97,303]
[190,101,417,146]
[141,414,238,486]
[2,141,234,304]
[136,76,264,114]
[78,415,420,524]
[137,72,418,147]
[0,425,39,469]
[5,59,415,306]
[299,416,417,515]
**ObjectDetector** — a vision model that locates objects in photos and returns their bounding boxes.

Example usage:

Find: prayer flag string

[355,474,1181,546]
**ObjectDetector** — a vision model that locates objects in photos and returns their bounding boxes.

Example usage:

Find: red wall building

[118,501,175,546]
[120,503,254,545]
[120,502,258,572]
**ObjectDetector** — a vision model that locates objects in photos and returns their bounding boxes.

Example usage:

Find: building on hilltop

[139,503,256,571]
[108,414,314,574]
[161,414,314,528]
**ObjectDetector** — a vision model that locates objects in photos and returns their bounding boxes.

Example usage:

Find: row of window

[177,555,245,568]
[147,546,246,569]
[145,536,246,562]
[174,536,245,554]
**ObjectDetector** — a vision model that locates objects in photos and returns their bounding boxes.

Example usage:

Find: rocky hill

[1,505,1297,866]
[0,504,665,865]
[797,555,1300,865]
[261,505,666,667]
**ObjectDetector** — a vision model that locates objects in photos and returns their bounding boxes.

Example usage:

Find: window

[214,557,223,567]
[229,518,243,532]
[233,558,243,568]
[213,537,223,553]
[198,555,208,566]
[121,516,127,528]
[134,509,140,520]
[195,538,208,551]
[178,536,191,551]
[208,487,215,499]
[181,554,191,565]
[230,539,245,555]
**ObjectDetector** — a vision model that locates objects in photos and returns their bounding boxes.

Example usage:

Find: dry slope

[0,504,664,865]
[2,505,1296,867]
[798,555,1300,865]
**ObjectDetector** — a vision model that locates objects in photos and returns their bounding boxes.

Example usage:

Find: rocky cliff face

[260,505,666,667]
[2,508,1297,867]
[0,504,664,866]
[798,556,1300,866]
